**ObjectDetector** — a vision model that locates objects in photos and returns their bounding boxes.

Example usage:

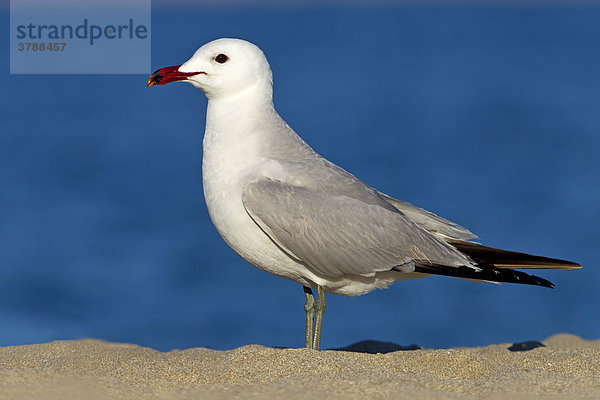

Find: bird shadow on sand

[330,340,421,354]
[328,339,546,354]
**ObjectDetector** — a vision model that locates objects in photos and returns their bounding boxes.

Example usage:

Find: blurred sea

[1,3,599,351]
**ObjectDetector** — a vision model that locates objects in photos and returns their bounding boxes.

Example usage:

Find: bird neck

[203,81,281,163]
[205,82,275,133]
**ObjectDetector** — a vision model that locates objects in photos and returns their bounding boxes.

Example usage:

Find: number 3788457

[17,42,66,51]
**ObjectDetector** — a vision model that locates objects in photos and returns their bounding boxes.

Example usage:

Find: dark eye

[215,54,228,64]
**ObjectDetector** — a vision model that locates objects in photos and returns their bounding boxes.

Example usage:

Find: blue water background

[1,4,599,351]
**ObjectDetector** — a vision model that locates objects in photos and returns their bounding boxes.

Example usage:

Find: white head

[148,38,273,100]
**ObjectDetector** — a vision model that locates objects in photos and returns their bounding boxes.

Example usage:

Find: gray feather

[242,179,474,278]
[379,193,477,241]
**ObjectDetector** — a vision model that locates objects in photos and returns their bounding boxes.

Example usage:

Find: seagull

[148,38,581,350]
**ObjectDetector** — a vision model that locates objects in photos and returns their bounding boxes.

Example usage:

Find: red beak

[147,65,204,86]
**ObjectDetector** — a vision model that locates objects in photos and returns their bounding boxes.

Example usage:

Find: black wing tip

[505,267,555,288]
[528,274,555,289]
[448,240,581,271]
[412,263,556,288]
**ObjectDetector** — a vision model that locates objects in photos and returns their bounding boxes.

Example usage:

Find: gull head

[147,38,273,99]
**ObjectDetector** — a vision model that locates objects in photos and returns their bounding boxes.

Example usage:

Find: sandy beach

[0,333,598,400]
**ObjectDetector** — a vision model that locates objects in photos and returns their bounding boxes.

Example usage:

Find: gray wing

[378,193,477,241]
[258,157,476,242]
[242,179,473,278]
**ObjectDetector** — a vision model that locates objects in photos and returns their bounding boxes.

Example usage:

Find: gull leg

[303,286,315,349]
[312,285,326,351]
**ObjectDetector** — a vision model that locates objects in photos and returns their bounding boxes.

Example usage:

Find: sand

[0,334,598,400]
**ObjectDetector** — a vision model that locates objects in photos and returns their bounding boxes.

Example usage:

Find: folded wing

[242,179,474,278]
[378,193,477,241]
[446,240,581,270]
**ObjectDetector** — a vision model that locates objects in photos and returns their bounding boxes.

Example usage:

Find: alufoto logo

[15,19,149,46]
